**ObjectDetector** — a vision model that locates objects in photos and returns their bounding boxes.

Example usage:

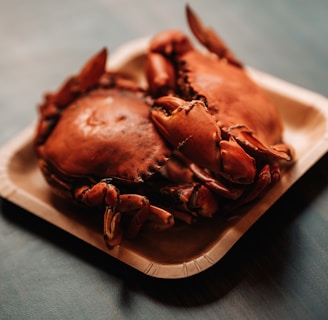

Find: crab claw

[151,96,256,184]
[35,48,108,146]
[151,96,221,172]
[147,30,194,97]
[52,47,107,108]
[186,5,242,68]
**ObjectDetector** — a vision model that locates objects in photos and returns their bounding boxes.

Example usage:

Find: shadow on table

[1,153,327,308]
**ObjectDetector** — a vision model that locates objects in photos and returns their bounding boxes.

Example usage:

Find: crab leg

[145,205,175,231]
[163,151,244,199]
[105,196,175,246]
[188,163,244,199]
[223,163,276,213]
[73,180,174,247]
[160,182,219,218]
[104,206,123,247]
[74,181,120,246]
[227,125,294,161]
[239,164,272,204]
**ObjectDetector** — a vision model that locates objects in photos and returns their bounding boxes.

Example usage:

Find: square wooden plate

[1,38,328,278]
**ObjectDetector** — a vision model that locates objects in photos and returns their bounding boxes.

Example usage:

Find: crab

[34,48,178,247]
[34,47,221,247]
[146,5,294,208]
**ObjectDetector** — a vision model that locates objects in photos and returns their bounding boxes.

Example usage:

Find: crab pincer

[151,96,257,185]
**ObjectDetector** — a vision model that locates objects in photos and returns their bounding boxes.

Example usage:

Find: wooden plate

[1,38,328,278]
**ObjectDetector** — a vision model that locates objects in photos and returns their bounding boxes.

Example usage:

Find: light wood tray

[1,38,328,278]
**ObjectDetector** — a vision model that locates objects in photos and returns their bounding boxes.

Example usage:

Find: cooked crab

[146,5,294,208]
[34,48,179,246]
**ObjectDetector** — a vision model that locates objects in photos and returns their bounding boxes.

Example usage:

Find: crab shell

[35,83,171,197]
[176,49,284,147]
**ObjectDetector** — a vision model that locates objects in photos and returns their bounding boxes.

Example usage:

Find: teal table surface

[1,1,327,319]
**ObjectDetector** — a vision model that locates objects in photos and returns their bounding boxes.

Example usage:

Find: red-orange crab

[34,48,178,247]
[34,47,219,247]
[146,5,294,207]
